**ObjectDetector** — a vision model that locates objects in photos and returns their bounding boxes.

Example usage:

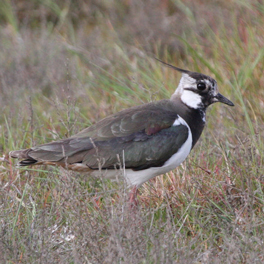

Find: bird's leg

[129,185,138,208]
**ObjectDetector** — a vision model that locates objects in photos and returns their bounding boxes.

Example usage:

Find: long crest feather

[155,58,190,74]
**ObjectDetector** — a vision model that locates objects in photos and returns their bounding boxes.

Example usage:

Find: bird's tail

[9,149,38,166]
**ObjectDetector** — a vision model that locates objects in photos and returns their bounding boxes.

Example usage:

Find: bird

[10,60,234,203]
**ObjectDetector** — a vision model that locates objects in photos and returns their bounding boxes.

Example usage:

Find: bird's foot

[129,185,138,209]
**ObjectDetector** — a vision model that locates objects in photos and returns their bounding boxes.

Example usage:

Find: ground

[0,1,264,263]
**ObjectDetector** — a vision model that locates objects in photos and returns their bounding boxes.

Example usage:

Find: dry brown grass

[0,0,264,263]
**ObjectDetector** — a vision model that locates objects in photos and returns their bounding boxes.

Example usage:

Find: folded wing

[10,100,189,171]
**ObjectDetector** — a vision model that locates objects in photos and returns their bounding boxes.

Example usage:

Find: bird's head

[157,59,234,109]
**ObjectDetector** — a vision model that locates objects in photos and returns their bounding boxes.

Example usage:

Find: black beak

[213,93,234,106]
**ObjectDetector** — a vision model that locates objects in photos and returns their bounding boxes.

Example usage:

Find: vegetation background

[0,0,264,263]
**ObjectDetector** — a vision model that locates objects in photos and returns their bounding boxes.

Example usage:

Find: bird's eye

[197,82,206,91]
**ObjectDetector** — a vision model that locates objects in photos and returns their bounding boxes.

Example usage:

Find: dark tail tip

[19,159,38,166]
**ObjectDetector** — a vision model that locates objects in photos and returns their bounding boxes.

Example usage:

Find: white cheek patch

[181,90,203,109]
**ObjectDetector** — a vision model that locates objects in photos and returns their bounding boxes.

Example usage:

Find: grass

[0,0,264,263]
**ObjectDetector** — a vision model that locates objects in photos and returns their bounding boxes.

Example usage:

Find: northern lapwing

[10,60,234,203]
